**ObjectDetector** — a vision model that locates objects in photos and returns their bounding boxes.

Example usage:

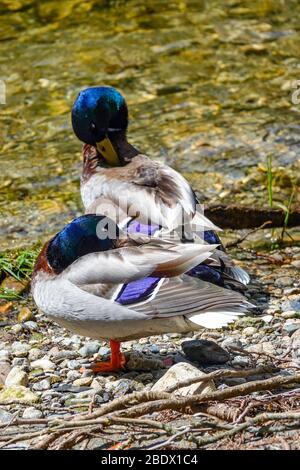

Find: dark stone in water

[181,339,230,365]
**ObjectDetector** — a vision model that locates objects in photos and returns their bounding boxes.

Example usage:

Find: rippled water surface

[0,0,299,250]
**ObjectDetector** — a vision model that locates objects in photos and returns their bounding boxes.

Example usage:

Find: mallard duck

[32,214,252,372]
[71,87,250,290]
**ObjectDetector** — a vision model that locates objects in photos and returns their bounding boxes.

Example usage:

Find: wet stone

[182,339,230,365]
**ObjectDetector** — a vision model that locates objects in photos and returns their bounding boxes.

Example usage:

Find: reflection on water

[0,0,299,249]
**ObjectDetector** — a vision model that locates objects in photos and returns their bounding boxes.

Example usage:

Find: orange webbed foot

[80,340,126,375]
[89,353,126,374]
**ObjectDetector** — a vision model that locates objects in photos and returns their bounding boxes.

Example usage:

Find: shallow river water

[0,0,299,250]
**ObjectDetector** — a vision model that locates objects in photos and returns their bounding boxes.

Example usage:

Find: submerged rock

[182,339,230,365]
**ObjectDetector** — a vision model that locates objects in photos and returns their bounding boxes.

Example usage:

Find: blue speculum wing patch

[121,222,226,296]
[116,277,161,305]
[126,220,160,236]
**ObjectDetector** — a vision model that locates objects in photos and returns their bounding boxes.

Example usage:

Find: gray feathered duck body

[32,215,253,372]
[72,87,250,291]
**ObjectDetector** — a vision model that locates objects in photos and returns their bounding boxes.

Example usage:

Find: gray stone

[151,362,216,396]
[126,352,163,371]
[106,379,134,397]
[78,342,100,358]
[98,346,110,356]
[5,366,28,387]
[282,297,300,313]
[221,337,243,351]
[11,342,30,357]
[0,408,13,423]
[275,277,294,288]
[282,320,300,335]
[12,357,29,367]
[51,350,78,360]
[231,355,250,367]
[67,360,81,370]
[182,339,230,365]
[31,357,56,371]
[28,348,43,361]
[22,407,43,419]
[32,378,51,391]
[23,321,38,331]
[66,370,81,382]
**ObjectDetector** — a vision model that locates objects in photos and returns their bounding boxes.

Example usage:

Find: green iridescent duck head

[71,86,128,166]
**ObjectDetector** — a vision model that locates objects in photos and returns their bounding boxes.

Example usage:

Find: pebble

[23,321,38,331]
[66,370,81,382]
[32,378,51,391]
[231,355,250,367]
[0,385,39,403]
[11,342,30,357]
[11,324,23,334]
[31,358,56,371]
[66,360,81,370]
[78,342,100,358]
[50,349,78,360]
[152,362,216,396]
[28,348,43,361]
[98,346,110,356]
[281,310,299,319]
[12,357,29,367]
[0,408,13,423]
[0,350,10,362]
[17,307,33,322]
[275,277,294,288]
[22,407,43,419]
[282,297,300,313]
[106,379,135,397]
[126,353,164,371]
[5,366,28,387]
[291,329,300,357]
[282,320,300,335]
[182,339,230,365]
[73,377,93,387]
[0,361,11,387]
[242,327,258,336]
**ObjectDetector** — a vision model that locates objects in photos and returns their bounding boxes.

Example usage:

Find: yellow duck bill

[96,137,120,166]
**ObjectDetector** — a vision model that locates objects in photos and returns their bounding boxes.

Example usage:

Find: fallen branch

[165,365,278,393]
[115,373,300,418]
[193,411,300,448]
[205,204,300,230]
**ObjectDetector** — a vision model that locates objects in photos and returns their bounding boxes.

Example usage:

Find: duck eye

[90,122,97,134]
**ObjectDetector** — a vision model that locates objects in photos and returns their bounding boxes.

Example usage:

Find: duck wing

[82,154,218,231]
[115,274,254,328]
[60,241,217,286]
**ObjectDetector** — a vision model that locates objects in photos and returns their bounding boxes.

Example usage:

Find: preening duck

[71,86,250,290]
[32,215,253,373]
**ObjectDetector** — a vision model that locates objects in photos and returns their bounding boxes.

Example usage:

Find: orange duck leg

[88,340,126,374]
